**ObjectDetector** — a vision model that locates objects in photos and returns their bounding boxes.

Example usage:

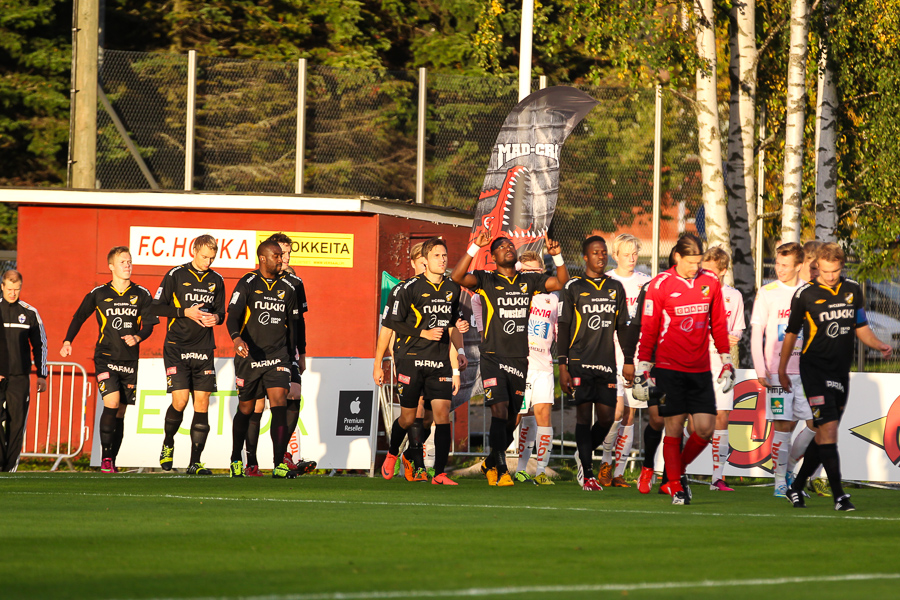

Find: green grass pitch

[2,473,898,600]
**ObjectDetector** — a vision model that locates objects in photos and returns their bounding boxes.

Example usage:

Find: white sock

[516,416,537,472]
[614,425,634,478]
[601,419,621,464]
[711,429,728,483]
[788,426,816,475]
[772,430,792,487]
[535,426,553,475]
[424,423,437,468]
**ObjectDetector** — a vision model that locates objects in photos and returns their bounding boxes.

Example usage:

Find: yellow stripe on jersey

[478,289,494,339]
[426,278,444,292]
[497,273,518,285]
[803,311,818,353]
[110,284,132,297]
[241,306,251,335]
[169,293,181,330]
[819,281,842,296]
[585,278,606,292]
[571,308,581,348]
[189,270,210,283]
[96,307,107,345]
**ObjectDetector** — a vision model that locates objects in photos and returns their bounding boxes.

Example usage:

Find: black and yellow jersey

[64,282,157,361]
[785,276,866,373]
[558,275,629,378]
[281,270,308,355]
[152,263,226,349]
[226,270,299,361]
[388,273,462,361]
[469,270,550,358]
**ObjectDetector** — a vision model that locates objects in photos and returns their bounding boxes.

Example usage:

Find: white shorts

[521,369,555,414]
[764,374,812,421]
[713,374,734,412]
[616,373,647,409]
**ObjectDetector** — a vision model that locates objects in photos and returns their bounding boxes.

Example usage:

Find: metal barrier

[20,361,90,471]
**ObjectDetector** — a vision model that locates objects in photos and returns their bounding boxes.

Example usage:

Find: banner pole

[651,84,662,275]
[416,67,427,204]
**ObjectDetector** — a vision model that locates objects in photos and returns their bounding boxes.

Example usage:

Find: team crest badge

[609,289,616,299]
[130,295,138,305]
[17,314,25,324]
[277,289,285,300]
[209,283,216,292]
[520,283,528,294]
[446,291,453,302]
[701,285,710,296]
[845,293,854,304]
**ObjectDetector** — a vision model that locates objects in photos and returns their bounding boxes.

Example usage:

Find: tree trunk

[726,0,758,367]
[814,0,839,242]
[781,0,810,244]
[695,0,731,258]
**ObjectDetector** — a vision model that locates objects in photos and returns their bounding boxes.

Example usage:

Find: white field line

[113,573,900,600]
[7,490,900,522]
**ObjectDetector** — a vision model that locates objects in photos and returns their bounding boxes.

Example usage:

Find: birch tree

[814,0,839,242]
[694,0,731,256]
[725,0,757,300]
[781,0,811,244]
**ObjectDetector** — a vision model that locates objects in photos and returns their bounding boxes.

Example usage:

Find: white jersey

[606,269,651,369]
[750,279,805,376]
[527,293,559,373]
[709,284,746,371]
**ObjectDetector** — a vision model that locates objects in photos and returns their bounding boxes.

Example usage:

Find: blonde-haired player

[701,247,745,491]
[598,234,651,487]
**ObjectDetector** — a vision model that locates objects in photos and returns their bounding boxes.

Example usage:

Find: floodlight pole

[518,0,534,101]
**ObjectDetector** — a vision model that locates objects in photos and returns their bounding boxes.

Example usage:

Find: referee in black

[451,231,568,486]
[0,270,46,472]
[780,243,892,511]
[227,240,301,479]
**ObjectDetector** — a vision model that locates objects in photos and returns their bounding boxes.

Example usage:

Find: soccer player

[381,238,462,485]
[513,251,558,486]
[227,240,301,479]
[701,247,745,491]
[152,234,226,474]
[781,243,891,511]
[241,232,315,477]
[0,270,46,472]
[451,232,568,486]
[750,242,816,497]
[597,233,652,487]
[60,247,157,473]
[558,236,630,491]
[634,233,734,505]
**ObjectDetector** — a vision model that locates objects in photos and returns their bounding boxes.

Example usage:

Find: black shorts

[654,368,716,417]
[800,363,849,426]
[95,358,138,404]
[163,345,217,393]
[481,353,527,413]
[235,358,291,402]
[568,363,617,407]
[395,358,453,410]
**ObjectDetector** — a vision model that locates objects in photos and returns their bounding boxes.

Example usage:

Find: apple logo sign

[350,397,361,414]
[337,391,373,436]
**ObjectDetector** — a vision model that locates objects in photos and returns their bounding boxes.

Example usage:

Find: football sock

[772,430,792,486]
[189,412,210,465]
[516,415,537,473]
[424,423,437,468]
[590,421,606,453]
[405,420,425,470]
[792,440,821,491]
[246,412,262,466]
[711,429,727,483]
[601,419,621,464]
[643,424,662,470]
[270,405,288,465]
[112,417,125,461]
[788,426,816,475]
[681,432,709,471]
[489,417,509,474]
[389,418,407,456]
[231,410,251,462]
[433,423,451,476]
[576,423,594,480]
[535,426,553,475]
[817,443,846,499]
[286,399,301,437]
[163,405,183,446]
[99,407,117,460]
[614,424,634,478]
[663,436,683,490]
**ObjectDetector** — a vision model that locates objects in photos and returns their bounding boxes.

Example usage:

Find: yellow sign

[256,231,354,268]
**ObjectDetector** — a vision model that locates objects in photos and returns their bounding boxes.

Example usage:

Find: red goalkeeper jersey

[637,267,730,372]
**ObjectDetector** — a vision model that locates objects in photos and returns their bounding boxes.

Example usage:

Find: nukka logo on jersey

[105,307,138,317]
[497,296,529,307]
[674,303,710,316]
[181,352,209,360]
[186,292,215,304]
[581,303,614,315]
[424,304,452,314]
[250,359,280,368]
[819,308,854,322]
[254,300,285,312]
[414,360,445,368]
[499,363,524,378]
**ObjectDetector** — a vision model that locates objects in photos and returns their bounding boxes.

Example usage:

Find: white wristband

[552,254,564,267]
[452,369,460,376]
[467,243,480,257]
[457,347,465,355]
